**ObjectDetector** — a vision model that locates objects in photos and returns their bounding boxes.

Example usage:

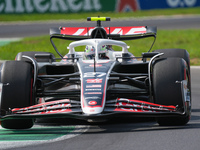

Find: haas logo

[88,101,97,105]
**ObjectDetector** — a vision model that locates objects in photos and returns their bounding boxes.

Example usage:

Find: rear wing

[49,17,157,58]
[50,26,157,40]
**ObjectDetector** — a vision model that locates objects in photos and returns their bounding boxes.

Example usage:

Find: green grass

[1,7,200,22]
[1,7,199,64]
[0,29,199,65]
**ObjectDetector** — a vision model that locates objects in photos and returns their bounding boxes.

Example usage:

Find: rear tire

[0,61,34,129]
[152,58,191,126]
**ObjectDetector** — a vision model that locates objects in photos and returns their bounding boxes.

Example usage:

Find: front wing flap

[0,98,185,121]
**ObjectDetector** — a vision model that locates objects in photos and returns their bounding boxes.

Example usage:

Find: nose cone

[81,78,106,115]
[78,60,115,115]
[82,105,105,114]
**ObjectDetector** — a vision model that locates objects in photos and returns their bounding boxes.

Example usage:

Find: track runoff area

[0,122,89,149]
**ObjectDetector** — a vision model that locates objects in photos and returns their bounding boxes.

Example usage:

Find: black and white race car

[0,17,191,129]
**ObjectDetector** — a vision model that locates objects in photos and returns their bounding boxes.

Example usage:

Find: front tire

[153,49,190,67]
[152,57,191,126]
[0,61,34,129]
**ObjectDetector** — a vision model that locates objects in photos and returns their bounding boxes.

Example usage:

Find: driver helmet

[84,45,113,60]
[84,45,95,59]
[98,45,109,59]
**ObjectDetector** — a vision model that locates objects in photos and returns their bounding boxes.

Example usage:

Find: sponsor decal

[85,92,102,95]
[139,0,199,10]
[0,0,102,14]
[114,98,176,112]
[61,27,97,36]
[61,27,146,36]
[117,102,170,111]
[0,0,199,14]
[13,103,71,114]
[114,108,156,112]
[86,84,102,88]
[89,64,102,67]
[110,26,146,35]
[117,98,176,109]
[167,0,197,7]
[86,78,102,83]
[85,64,106,69]
[33,109,71,115]
[88,101,97,105]
[84,72,106,78]
[84,96,101,100]
[12,99,71,112]
[85,88,101,91]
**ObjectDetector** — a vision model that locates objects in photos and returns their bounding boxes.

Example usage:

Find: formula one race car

[0,17,191,129]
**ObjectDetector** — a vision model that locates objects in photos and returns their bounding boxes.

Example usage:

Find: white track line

[0,125,89,150]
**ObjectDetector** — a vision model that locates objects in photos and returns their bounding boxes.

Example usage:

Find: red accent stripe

[12,99,70,112]
[60,26,146,36]
[114,108,158,112]
[117,98,176,109]
[32,109,72,115]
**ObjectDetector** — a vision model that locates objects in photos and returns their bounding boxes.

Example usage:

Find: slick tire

[153,48,190,73]
[0,61,34,129]
[153,49,189,63]
[152,57,191,126]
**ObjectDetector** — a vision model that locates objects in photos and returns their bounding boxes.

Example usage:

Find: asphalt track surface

[0,16,200,150]
[0,15,200,38]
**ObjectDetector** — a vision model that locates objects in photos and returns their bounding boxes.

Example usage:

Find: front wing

[0,98,185,121]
